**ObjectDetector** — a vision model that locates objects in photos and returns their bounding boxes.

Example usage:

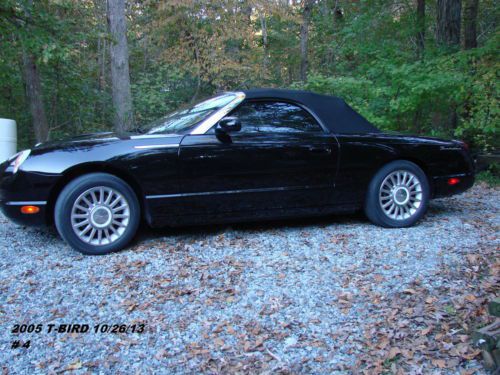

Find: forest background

[0,0,498,173]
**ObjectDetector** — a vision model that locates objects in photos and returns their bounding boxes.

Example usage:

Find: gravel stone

[0,184,498,373]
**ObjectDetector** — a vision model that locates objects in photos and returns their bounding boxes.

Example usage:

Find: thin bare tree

[20,0,49,143]
[436,0,462,130]
[436,0,461,47]
[107,0,134,132]
[463,0,479,49]
[22,51,49,142]
[416,0,425,59]
[300,0,314,82]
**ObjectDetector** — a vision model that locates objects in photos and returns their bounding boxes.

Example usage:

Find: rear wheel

[55,173,140,255]
[364,160,430,228]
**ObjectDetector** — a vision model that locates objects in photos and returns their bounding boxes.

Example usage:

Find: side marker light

[21,206,40,214]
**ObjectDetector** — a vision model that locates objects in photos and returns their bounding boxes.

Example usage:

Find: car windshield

[141,93,238,135]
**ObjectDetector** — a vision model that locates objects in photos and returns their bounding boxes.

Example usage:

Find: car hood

[31,131,183,152]
[32,132,127,150]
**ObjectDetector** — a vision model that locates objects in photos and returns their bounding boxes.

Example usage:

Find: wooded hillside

[0,0,497,151]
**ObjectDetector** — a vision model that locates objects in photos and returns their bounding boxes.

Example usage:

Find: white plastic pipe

[0,118,17,162]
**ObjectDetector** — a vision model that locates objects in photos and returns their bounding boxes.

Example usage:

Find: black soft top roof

[242,88,379,134]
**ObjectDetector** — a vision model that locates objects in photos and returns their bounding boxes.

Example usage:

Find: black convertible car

[0,89,474,254]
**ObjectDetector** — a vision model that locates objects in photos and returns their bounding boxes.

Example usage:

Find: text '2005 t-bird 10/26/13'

[0,89,474,255]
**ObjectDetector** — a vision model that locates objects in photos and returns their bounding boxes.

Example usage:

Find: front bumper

[0,201,48,226]
[0,160,59,227]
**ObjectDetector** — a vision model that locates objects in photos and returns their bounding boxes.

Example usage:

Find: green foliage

[0,0,497,152]
[301,57,471,136]
[454,37,500,151]
[303,1,498,149]
[0,0,108,145]
[477,163,500,186]
[132,66,196,125]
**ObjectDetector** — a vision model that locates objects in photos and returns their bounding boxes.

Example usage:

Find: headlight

[9,149,31,173]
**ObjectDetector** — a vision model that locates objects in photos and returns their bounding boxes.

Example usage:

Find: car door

[176,100,339,217]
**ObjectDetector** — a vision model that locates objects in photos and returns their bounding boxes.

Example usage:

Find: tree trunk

[332,0,342,24]
[436,0,461,47]
[242,1,252,24]
[416,0,425,59]
[463,0,479,49]
[436,0,461,131]
[300,0,314,83]
[107,0,133,132]
[260,14,269,72]
[413,0,426,132]
[92,0,107,122]
[20,0,49,143]
[22,51,49,143]
[190,44,201,104]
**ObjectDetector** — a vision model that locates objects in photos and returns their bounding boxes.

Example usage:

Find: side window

[229,101,323,133]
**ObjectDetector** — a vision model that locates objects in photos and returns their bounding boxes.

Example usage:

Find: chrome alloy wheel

[70,186,130,246]
[378,170,423,221]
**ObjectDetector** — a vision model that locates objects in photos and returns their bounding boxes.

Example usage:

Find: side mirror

[217,117,241,133]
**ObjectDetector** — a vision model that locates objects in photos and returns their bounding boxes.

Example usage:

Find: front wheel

[364,160,430,228]
[54,173,140,255]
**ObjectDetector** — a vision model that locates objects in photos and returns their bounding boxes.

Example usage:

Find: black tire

[364,160,430,228]
[54,173,140,255]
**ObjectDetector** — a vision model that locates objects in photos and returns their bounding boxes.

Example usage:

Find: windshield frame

[190,92,246,135]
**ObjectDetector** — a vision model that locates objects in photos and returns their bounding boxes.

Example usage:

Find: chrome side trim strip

[190,92,246,135]
[145,185,332,200]
[134,144,179,149]
[5,201,47,206]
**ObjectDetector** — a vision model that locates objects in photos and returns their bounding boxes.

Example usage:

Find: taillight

[460,141,469,151]
[447,178,460,186]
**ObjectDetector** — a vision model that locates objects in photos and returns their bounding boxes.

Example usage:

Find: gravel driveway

[1,184,498,374]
